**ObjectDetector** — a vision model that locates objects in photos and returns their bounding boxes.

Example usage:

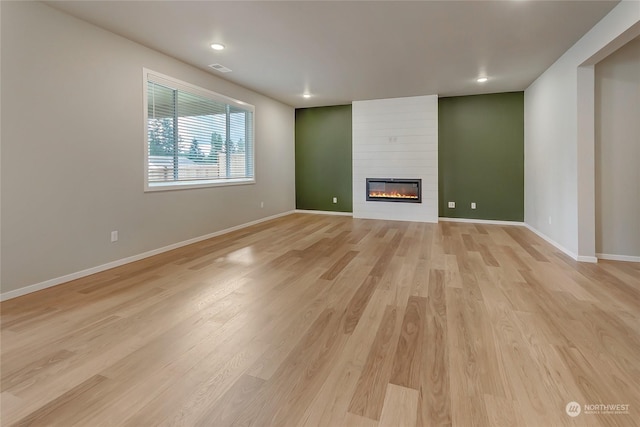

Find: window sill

[145,178,255,192]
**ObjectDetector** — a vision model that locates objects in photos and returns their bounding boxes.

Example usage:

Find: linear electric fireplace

[366,178,422,203]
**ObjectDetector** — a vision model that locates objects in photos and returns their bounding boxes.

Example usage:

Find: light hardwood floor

[1,213,639,426]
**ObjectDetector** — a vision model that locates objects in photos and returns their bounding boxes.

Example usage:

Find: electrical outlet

[332,197,338,204]
[111,231,118,242]
[448,201,455,208]
[548,216,552,225]
[471,202,476,209]
[260,201,264,208]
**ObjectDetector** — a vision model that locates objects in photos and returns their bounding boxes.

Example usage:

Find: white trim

[596,253,640,263]
[524,223,576,258]
[444,221,599,264]
[143,67,255,193]
[295,209,353,217]
[0,211,295,302]
[523,223,594,263]
[144,68,254,111]
[438,217,525,226]
[440,219,598,263]
[146,178,255,193]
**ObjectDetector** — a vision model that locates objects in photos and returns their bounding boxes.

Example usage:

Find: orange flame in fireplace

[369,191,418,199]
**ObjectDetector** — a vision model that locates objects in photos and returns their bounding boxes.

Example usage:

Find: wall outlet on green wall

[295,105,353,213]
[438,92,524,221]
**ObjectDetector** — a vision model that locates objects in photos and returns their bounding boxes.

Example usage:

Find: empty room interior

[2,1,640,426]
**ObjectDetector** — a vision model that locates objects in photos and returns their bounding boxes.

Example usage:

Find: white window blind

[144,69,255,191]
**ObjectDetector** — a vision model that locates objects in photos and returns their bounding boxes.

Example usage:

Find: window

[144,69,255,191]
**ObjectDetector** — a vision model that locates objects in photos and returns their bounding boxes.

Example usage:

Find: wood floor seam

[2,213,638,426]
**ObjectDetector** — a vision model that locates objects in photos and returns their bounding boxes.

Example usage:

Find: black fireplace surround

[366,178,422,203]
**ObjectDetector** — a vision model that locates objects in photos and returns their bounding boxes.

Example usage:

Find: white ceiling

[47,0,619,108]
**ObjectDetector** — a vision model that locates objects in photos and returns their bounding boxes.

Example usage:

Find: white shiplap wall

[352,95,438,222]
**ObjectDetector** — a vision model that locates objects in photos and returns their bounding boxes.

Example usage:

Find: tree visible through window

[145,70,254,190]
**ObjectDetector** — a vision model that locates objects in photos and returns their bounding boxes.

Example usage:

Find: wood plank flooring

[1,213,639,426]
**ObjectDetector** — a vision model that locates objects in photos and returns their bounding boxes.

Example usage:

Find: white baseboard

[295,209,353,217]
[523,223,577,260]
[523,223,597,263]
[596,253,640,263]
[438,217,525,226]
[0,210,295,302]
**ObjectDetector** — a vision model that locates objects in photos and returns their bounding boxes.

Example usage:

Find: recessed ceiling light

[210,43,225,51]
[303,93,311,98]
[477,77,488,83]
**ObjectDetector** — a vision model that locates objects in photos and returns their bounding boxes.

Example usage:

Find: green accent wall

[439,92,524,221]
[295,105,353,212]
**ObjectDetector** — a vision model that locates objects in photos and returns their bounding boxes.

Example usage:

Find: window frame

[143,68,256,192]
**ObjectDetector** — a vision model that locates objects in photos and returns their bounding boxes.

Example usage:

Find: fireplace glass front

[366,178,422,203]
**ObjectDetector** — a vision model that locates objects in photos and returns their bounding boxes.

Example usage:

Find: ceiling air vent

[208,63,232,73]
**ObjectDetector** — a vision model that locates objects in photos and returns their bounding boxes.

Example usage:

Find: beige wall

[0,2,295,295]
[525,1,639,261]
[595,37,640,259]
